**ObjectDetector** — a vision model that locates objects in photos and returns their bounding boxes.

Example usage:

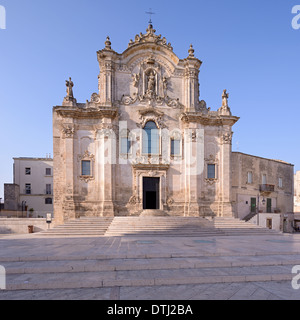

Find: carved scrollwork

[128,195,137,205]
[221,132,233,144]
[205,178,217,185]
[61,125,75,138]
[78,150,95,161]
[121,93,138,105]
[90,93,101,103]
[127,24,173,51]
[167,197,174,207]
[165,96,184,109]
[79,176,95,183]
[205,154,219,164]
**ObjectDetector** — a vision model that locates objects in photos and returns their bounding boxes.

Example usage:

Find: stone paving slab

[1,281,300,300]
[3,254,300,274]
[1,233,300,299]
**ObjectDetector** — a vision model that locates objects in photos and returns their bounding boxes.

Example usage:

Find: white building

[4,157,53,217]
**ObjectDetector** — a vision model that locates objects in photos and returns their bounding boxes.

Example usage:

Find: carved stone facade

[52,24,241,223]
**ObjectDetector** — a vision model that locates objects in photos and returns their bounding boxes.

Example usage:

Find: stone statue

[132,73,140,87]
[222,89,229,107]
[162,76,168,91]
[66,77,74,98]
[218,89,231,116]
[147,70,156,95]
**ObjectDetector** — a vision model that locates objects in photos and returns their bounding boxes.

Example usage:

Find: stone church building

[53,24,293,225]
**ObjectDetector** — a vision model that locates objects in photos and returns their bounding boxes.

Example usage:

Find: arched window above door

[142,121,160,155]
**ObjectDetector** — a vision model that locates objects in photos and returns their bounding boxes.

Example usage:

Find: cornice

[180,112,239,126]
[54,106,118,120]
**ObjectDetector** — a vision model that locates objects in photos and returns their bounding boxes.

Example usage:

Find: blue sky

[0,0,299,199]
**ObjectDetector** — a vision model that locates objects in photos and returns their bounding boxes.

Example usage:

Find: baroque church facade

[53,24,292,225]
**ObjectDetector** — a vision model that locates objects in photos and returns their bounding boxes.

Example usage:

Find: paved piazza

[1,232,300,300]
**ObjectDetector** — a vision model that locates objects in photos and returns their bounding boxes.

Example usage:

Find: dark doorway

[143,177,159,210]
[267,198,272,213]
[250,198,256,213]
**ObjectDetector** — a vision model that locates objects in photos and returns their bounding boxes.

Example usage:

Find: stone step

[104,217,279,237]
[40,216,279,237]
[41,217,114,236]
[3,254,296,290]
[4,255,300,274]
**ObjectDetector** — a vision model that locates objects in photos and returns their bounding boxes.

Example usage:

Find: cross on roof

[145,8,155,24]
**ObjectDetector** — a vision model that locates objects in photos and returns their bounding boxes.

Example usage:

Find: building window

[81,160,91,176]
[278,177,283,188]
[45,198,52,205]
[25,184,31,194]
[207,164,216,179]
[120,137,131,154]
[25,168,31,175]
[262,174,267,184]
[142,121,160,155]
[171,139,181,156]
[46,184,52,195]
[45,168,51,176]
[247,172,253,184]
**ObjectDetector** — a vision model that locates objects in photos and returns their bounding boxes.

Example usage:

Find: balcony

[259,184,275,196]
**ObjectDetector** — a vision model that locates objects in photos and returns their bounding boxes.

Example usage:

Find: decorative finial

[188,44,195,57]
[145,8,155,25]
[105,36,111,50]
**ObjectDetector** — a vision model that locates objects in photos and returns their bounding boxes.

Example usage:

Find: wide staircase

[105,217,222,237]
[42,217,113,236]
[104,216,279,237]
[41,216,280,237]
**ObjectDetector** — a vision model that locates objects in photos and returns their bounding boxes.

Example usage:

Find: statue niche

[145,69,157,98]
[121,59,182,108]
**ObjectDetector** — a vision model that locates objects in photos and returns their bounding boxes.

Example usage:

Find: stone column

[183,127,204,216]
[62,123,77,221]
[96,121,116,216]
[219,130,234,217]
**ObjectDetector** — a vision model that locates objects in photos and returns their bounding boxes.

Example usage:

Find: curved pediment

[121,24,180,72]
[127,24,174,52]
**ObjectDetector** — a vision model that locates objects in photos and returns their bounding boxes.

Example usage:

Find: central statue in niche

[146,70,156,97]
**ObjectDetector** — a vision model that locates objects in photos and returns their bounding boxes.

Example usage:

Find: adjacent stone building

[4,157,53,217]
[231,152,294,232]
[52,24,294,226]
